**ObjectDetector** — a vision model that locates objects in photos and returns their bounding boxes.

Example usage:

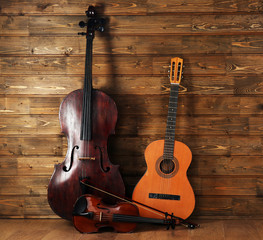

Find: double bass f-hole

[95,146,110,173]
[63,145,79,172]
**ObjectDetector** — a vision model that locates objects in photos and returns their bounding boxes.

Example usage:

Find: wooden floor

[0,219,263,240]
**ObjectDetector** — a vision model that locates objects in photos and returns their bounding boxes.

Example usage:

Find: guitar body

[132,140,195,220]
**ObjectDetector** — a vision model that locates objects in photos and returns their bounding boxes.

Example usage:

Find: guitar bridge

[149,193,180,200]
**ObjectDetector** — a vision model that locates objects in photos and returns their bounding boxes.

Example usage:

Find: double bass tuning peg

[79,21,87,28]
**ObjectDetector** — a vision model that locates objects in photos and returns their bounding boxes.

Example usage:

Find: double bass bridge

[79,157,96,161]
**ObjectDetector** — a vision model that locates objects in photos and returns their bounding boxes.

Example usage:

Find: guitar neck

[163,83,179,159]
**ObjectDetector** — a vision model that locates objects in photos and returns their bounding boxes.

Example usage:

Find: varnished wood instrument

[132,57,195,220]
[73,194,177,233]
[47,6,125,220]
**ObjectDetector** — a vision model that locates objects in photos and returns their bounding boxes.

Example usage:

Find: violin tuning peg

[78,32,86,36]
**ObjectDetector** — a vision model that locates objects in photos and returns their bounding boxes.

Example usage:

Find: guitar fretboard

[163,83,179,160]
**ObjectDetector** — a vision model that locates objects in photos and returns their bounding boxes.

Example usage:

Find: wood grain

[1,114,262,136]
[1,0,262,15]
[2,55,263,76]
[1,95,263,116]
[1,155,263,178]
[1,0,263,219]
[0,95,263,116]
[2,15,263,36]
[1,75,263,95]
[2,35,263,55]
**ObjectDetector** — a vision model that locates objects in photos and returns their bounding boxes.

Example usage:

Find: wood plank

[116,115,252,136]
[148,0,263,14]
[0,35,230,55]
[0,197,24,217]
[1,155,263,178]
[2,15,263,36]
[196,197,263,217]
[28,15,263,35]
[1,0,262,15]
[0,176,49,196]
[1,219,263,239]
[116,155,263,177]
[2,35,263,55]
[224,220,262,240]
[189,156,263,176]
[0,115,262,136]
[0,56,153,75]
[0,157,61,176]
[1,95,263,116]
[108,136,263,157]
[0,137,62,156]
[0,0,147,16]
[1,196,263,218]
[0,115,60,135]
[0,135,262,157]
[2,55,263,76]
[0,16,29,36]
[1,75,263,96]
[0,175,262,197]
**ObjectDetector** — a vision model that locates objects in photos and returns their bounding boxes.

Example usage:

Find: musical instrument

[132,58,195,220]
[47,6,125,220]
[73,194,177,233]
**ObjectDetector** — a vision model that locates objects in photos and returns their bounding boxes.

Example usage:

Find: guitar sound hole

[160,159,175,174]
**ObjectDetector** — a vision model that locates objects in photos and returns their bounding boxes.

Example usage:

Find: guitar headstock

[169,57,183,84]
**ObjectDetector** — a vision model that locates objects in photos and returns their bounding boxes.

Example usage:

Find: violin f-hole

[95,146,110,173]
[63,145,79,172]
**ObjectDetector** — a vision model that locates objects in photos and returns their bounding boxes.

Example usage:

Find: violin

[73,194,176,233]
[47,6,125,220]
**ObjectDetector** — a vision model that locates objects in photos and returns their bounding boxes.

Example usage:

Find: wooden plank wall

[0,0,263,219]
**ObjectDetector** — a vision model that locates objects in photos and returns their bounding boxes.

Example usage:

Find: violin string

[92,207,165,224]
[81,182,165,218]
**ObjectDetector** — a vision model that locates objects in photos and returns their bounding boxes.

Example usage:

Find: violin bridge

[79,157,96,161]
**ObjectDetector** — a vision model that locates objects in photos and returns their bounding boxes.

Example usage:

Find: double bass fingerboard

[80,34,94,141]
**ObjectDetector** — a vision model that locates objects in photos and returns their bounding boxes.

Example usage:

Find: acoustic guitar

[132,57,195,220]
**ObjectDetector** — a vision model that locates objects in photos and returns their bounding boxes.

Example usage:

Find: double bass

[47,6,125,220]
